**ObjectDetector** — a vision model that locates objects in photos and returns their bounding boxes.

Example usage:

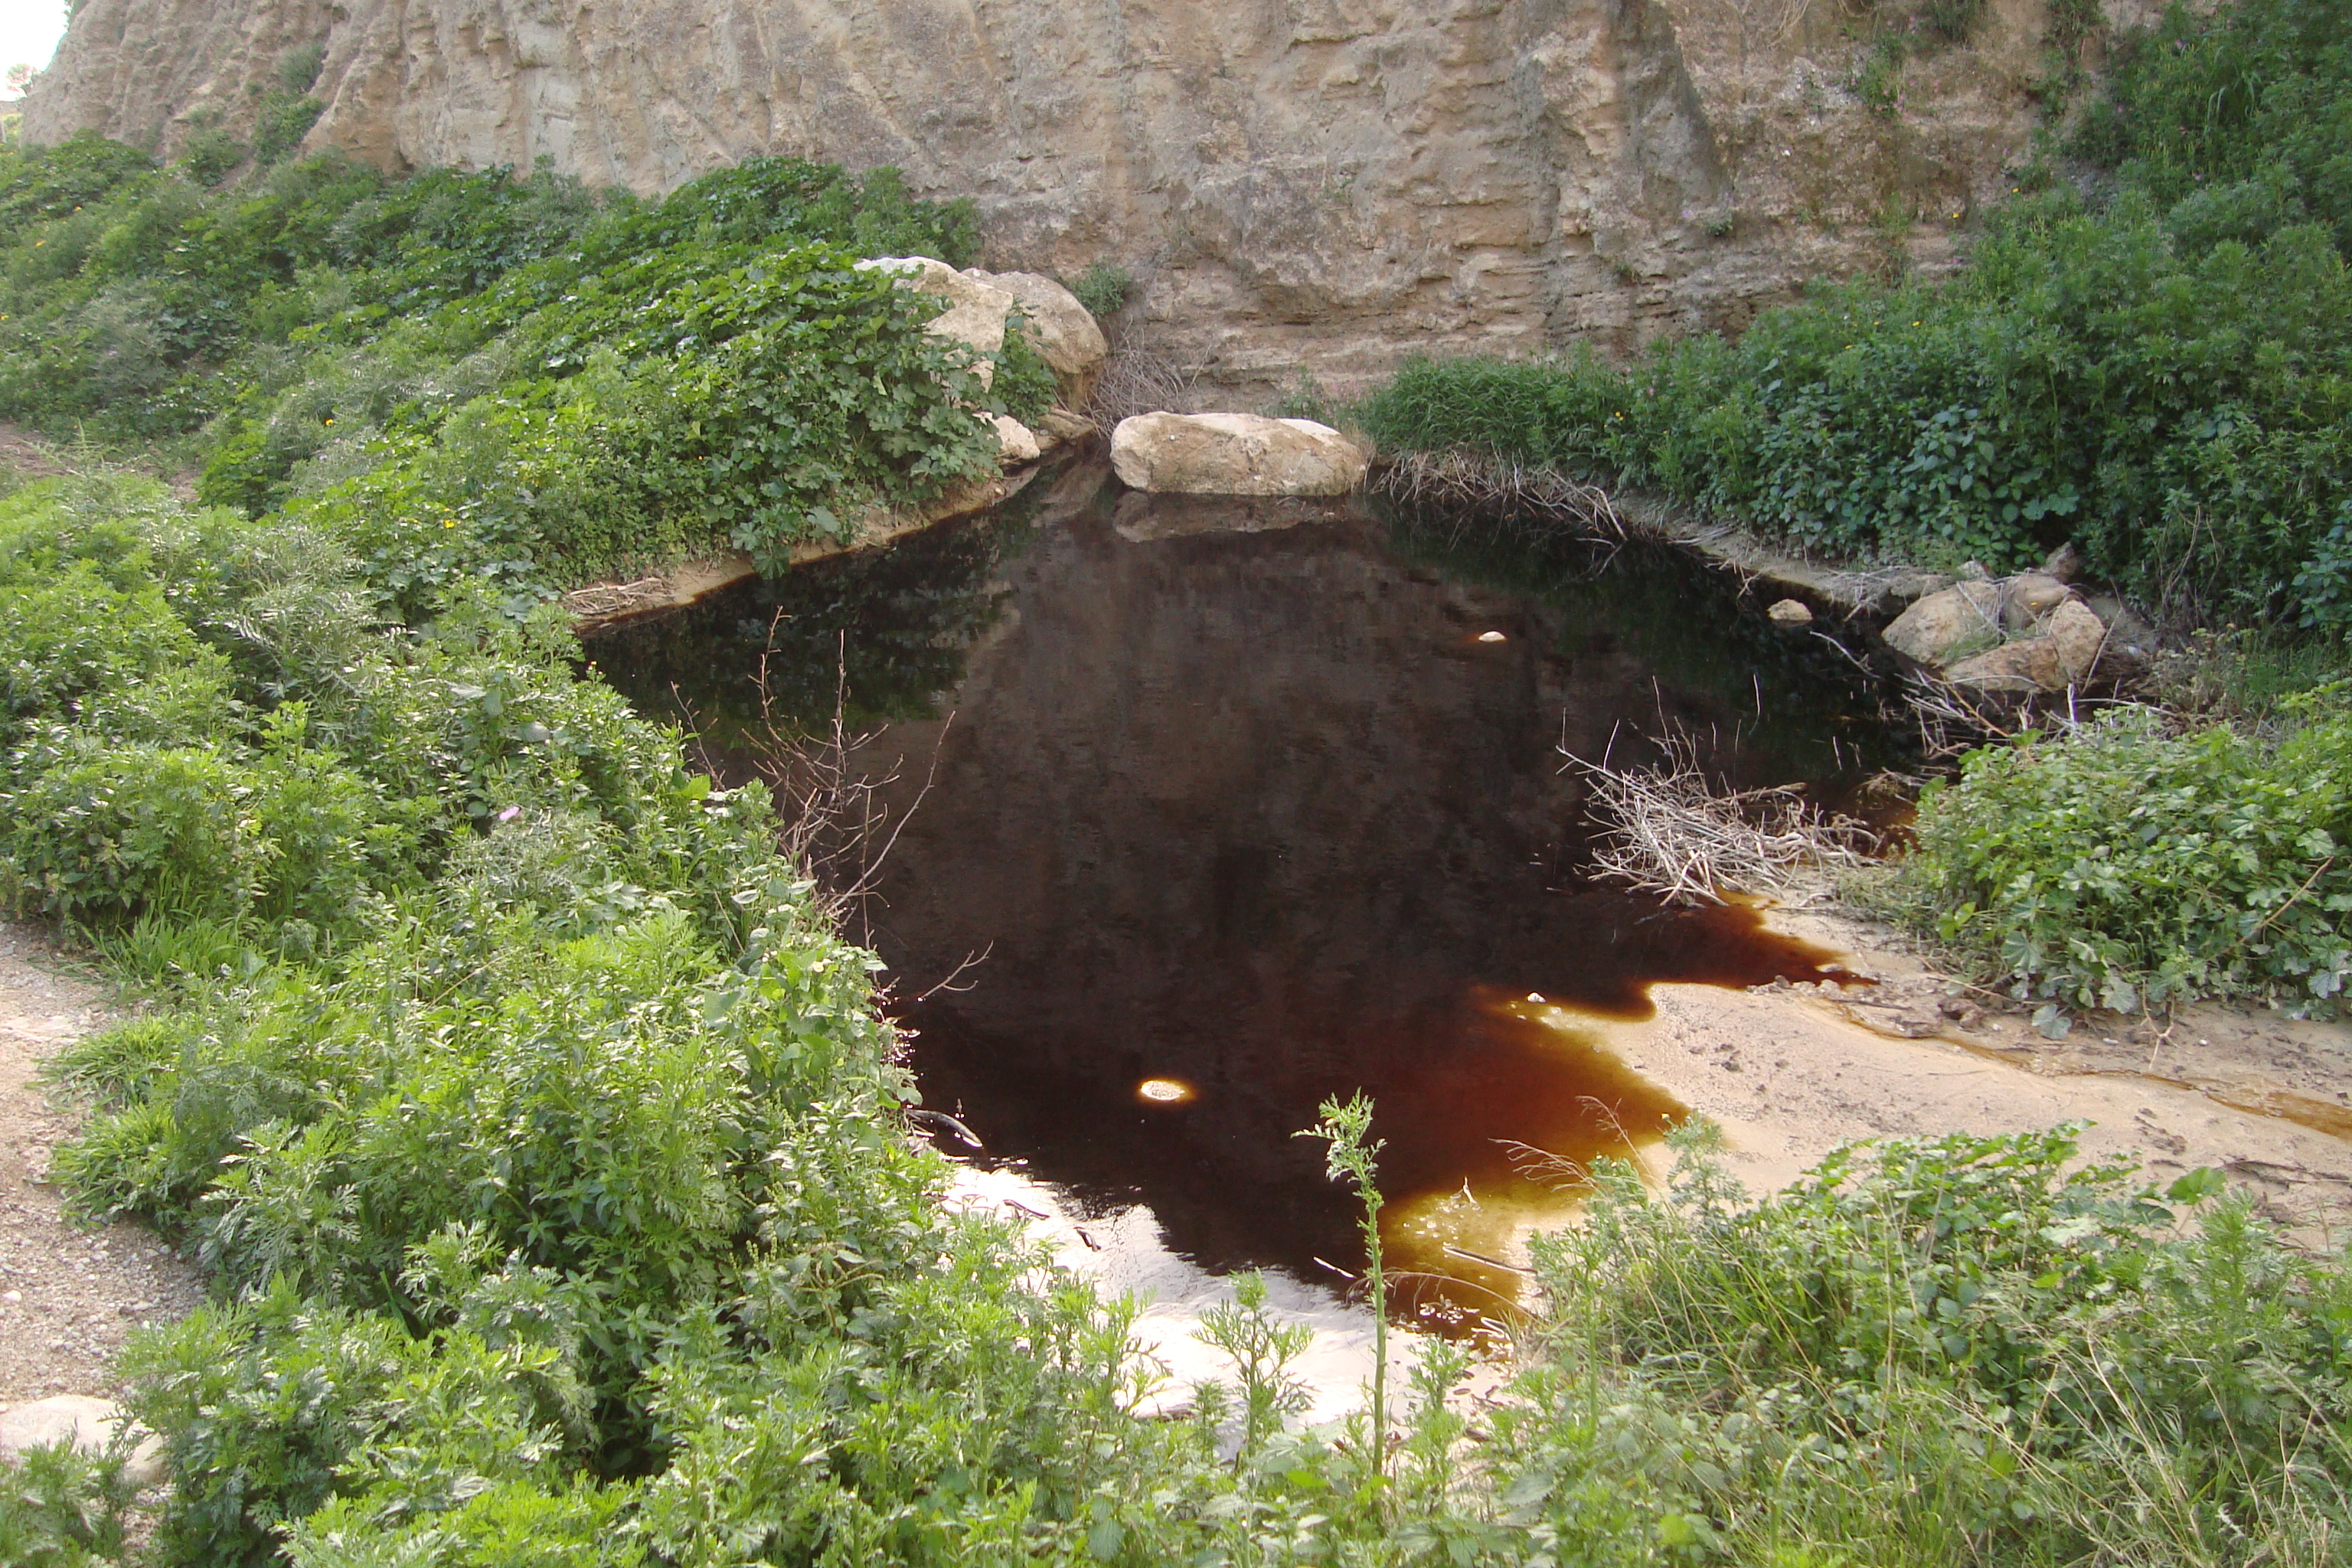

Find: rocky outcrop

[1878,556,2149,694]
[20,0,2057,390]
[1112,413,1368,497]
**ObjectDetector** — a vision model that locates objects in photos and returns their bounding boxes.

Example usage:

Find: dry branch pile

[1563,733,1877,903]
[1372,449,1635,537]
[1085,351,1201,434]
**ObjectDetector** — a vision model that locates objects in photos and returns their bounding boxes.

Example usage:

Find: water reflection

[588,466,1890,1324]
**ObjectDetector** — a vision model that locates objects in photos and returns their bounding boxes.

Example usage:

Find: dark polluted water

[586,462,1906,1331]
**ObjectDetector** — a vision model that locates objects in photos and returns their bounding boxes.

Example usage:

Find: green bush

[1900,703,2352,1014]
[1068,260,1133,321]
[0,1438,137,1568]
[0,566,232,758]
[1494,1125,2352,1565]
[178,129,247,189]
[0,137,989,486]
[251,97,327,166]
[2,741,265,927]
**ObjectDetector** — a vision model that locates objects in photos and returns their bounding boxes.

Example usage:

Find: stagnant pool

[586,461,1906,1328]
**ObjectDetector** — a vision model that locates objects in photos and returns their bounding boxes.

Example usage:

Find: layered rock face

[21,0,2054,389]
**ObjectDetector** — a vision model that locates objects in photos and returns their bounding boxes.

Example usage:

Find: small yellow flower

[443,518,458,528]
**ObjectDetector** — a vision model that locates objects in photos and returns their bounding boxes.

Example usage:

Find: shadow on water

[587,463,1902,1328]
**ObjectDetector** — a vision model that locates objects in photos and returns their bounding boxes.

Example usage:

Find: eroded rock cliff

[21,0,2063,390]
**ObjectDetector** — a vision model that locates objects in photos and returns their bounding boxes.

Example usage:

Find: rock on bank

[1112,413,1368,497]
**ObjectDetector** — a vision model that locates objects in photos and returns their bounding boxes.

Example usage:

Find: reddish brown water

[589,466,1893,1321]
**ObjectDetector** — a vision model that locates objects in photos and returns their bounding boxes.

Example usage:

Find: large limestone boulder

[1,1396,166,1487]
[1883,580,2004,667]
[965,270,1109,400]
[1110,413,1369,497]
[856,256,1014,386]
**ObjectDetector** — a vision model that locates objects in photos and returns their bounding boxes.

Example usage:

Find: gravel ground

[0,922,204,1410]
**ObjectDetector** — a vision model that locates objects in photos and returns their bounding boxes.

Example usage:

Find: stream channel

[585,459,1910,1397]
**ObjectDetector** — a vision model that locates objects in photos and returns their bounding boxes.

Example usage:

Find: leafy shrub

[1494,1126,2352,1566]
[1900,703,2352,1014]
[0,132,155,228]
[2,741,264,927]
[0,1439,137,1568]
[251,97,326,166]
[277,43,327,97]
[0,567,232,759]
[178,129,247,189]
[0,136,989,485]
[1068,260,1133,320]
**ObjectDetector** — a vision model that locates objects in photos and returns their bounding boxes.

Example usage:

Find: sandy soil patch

[1593,897,2352,1236]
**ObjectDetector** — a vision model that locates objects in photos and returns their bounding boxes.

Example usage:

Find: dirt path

[0,923,203,1410]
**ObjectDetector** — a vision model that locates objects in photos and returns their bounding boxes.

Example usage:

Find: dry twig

[1085,351,1201,434]
[1373,449,1635,539]
[1562,728,1877,904]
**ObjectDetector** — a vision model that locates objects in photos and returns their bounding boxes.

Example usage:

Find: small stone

[991,413,1041,465]
[2042,541,2084,583]
[1767,598,1814,626]
[1999,572,2073,632]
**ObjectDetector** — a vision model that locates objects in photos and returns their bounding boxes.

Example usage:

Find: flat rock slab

[1110,412,1368,496]
[0,1394,165,1486]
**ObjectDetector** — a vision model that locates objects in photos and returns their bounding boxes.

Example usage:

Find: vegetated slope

[1360,0,2351,635]
[15,0,2049,387]
[0,142,1053,597]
